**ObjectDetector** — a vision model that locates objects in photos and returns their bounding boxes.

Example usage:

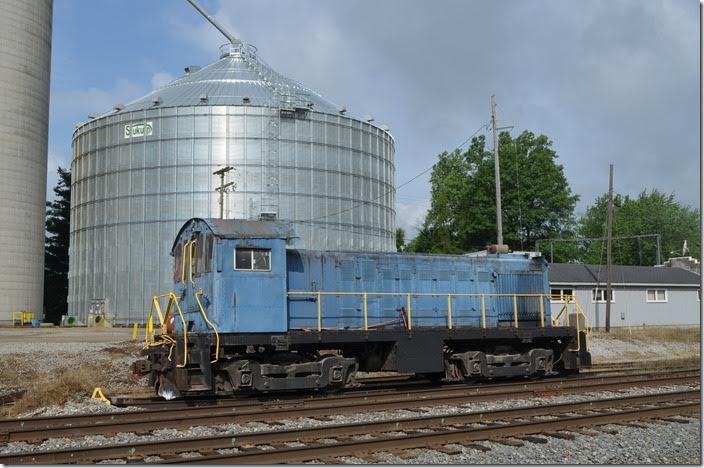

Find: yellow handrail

[180,241,191,284]
[287,291,589,342]
[195,289,220,363]
[167,292,189,368]
[189,240,196,286]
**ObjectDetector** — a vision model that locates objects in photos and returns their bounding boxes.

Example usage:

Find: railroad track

[110,364,700,409]
[0,369,697,444]
[1,390,698,464]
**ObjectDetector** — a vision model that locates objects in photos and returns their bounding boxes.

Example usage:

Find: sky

[48,0,700,238]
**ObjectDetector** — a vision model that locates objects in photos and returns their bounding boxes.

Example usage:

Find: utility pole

[213,166,235,219]
[491,95,503,246]
[605,164,614,333]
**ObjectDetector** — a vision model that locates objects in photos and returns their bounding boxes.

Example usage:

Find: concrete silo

[69,41,396,324]
[0,0,53,323]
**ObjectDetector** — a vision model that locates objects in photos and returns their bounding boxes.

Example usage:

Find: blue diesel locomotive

[134,218,591,397]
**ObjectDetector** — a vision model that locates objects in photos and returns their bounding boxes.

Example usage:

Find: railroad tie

[461,442,492,452]
[542,431,576,440]
[594,427,620,435]
[618,422,649,429]
[429,444,464,455]
[515,435,549,444]
[353,452,385,463]
[490,438,524,447]
[390,449,420,460]
[569,428,601,436]
[657,417,692,424]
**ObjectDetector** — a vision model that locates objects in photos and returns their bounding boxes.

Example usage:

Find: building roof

[549,263,701,286]
[116,43,341,115]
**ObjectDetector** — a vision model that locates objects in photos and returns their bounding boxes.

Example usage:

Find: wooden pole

[491,95,503,246]
[605,164,614,333]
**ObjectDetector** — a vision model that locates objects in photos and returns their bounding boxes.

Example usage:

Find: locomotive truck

[133,218,591,398]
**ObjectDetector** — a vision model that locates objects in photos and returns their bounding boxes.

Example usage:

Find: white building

[549,263,700,328]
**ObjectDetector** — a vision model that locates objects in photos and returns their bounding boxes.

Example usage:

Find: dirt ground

[0,325,700,418]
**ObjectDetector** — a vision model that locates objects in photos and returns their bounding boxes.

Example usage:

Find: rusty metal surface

[0,390,697,464]
[0,370,698,443]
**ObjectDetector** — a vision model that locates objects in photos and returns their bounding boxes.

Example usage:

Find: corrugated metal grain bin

[0,0,52,323]
[68,43,396,323]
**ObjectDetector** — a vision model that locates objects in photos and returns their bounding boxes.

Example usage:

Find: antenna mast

[185,0,241,45]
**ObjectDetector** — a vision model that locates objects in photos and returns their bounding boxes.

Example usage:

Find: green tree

[407,131,578,256]
[395,227,406,252]
[577,190,700,266]
[44,167,71,324]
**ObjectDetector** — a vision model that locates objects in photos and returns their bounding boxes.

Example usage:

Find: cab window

[235,248,271,271]
[204,234,214,273]
[174,241,182,282]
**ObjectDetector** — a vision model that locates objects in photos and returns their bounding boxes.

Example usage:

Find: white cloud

[151,71,176,89]
[396,198,430,240]
[45,148,69,200]
[51,78,147,122]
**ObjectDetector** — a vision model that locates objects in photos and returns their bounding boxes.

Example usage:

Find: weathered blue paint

[170,219,551,334]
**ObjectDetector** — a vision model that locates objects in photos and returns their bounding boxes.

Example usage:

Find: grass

[3,364,102,417]
[592,326,701,344]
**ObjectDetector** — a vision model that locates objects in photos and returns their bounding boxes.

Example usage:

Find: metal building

[69,42,396,324]
[0,0,53,323]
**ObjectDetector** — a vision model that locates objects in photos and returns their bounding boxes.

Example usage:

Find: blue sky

[48,0,700,238]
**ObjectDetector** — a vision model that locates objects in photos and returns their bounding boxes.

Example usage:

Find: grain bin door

[231,238,287,332]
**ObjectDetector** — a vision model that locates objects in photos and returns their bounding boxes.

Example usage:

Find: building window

[592,289,615,303]
[550,288,574,303]
[234,248,271,271]
[646,289,667,303]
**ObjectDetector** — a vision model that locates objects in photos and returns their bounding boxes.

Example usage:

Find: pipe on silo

[0,0,53,323]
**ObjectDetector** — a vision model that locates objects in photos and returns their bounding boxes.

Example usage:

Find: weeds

[592,326,700,344]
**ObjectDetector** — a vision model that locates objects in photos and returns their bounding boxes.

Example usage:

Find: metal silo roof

[119,44,340,114]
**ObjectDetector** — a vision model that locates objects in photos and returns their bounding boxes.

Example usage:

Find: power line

[298,119,492,225]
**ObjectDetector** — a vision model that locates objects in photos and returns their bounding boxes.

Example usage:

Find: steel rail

[1,390,697,464]
[109,367,699,410]
[166,400,700,464]
[2,369,697,431]
[109,364,700,410]
[0,371,698,444]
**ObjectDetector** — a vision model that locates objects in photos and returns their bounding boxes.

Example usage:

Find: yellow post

[566,296,571,327]
[131,323,138,342]
[406,294,412,330]
[317,292,322,332]
[481,294,486,329]
[447,294,453,330]
[539,296,545,328]
[513,294,518,328]
[363,293,368,331]
[146,316,154,343]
